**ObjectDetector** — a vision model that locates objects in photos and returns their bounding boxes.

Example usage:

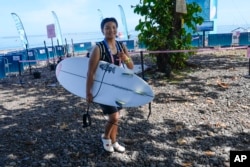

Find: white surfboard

[56,57,154,107]
[127,64,149,74]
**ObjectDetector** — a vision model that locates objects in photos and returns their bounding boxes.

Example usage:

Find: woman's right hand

[86,92,93,103]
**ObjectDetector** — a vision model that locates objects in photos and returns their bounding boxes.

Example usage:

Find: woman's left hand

[118,51,128,61]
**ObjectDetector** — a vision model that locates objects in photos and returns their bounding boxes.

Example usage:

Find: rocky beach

[0,50,250,167]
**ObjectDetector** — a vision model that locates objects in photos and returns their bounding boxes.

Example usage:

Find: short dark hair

[100,17,118,30]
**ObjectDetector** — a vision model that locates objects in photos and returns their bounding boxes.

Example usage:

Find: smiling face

[102,21,118,39]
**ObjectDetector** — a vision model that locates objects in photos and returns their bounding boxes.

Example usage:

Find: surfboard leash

[82,103,150,129]
[82,103,121,128]
[92,63,110,99]
[83,63,111,128]
[147,102,152,120]
[82,104,91,128]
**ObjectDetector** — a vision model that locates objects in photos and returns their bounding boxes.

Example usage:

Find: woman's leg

[104,111,119,142]
[108,111,125,152]
[102,109,125,153]
[109,112,120,143]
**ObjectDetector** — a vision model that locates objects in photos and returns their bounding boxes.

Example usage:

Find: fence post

[25,44,31,74]
[140,51,145,80]
[140,50,152,120]
[44,41,49,65]
[71,38,75,57]
[65,38,68,56]
[18,59,23,84]
[244,46,250,78]
[18,60,21,77]
[248,46,250,76]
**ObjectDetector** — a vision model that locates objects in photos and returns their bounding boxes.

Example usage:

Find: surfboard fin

[122,72,133,77]
[115,100,126,107]
[135,90,147,96]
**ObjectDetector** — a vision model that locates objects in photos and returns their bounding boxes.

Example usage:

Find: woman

[86,17,134,153]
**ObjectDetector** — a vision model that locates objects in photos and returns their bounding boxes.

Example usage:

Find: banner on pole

[51,11,63,45]
[11,13,29,49]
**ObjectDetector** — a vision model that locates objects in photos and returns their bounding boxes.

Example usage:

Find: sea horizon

[0,30,140,52]
[0,31,105,52]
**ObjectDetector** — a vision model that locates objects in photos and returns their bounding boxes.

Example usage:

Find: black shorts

[99,104,122,115]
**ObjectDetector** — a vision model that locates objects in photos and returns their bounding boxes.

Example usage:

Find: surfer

[86,17,134,153]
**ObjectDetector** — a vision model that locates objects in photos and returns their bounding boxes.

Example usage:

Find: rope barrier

[2,45,249,81]
[129,46,248,56]
[12,46,248,63]
[18,57,61,63]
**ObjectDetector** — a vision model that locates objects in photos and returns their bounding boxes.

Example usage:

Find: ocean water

[0,31,139,51]
[0,32,104,51]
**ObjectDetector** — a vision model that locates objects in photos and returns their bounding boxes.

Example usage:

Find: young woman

[86,17,134,153]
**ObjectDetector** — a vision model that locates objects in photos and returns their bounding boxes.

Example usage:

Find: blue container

[25,49,37,66]
[2,53,24,74]
[34,47,49,60]
[55,45,65,57]
[35,46,64,60]
[13,50,36,69]
[239,32,250,46]
[73,42,92,52]
[191,35,203,47]
[208,33,232,47]
[0,57,6,79]
[138,41,146,49]
[47,46,56,59]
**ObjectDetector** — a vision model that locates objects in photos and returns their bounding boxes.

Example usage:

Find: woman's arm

[119,44,134,69]
[86,45,100,103]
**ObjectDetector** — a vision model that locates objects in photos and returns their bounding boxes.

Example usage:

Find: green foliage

[133,0,203,74]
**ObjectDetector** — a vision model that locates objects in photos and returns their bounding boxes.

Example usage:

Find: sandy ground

[0,50,250,167]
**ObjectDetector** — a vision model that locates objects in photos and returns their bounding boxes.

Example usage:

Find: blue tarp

[73,42,92,52]
[2,53,24,73]
[0,57,6,79]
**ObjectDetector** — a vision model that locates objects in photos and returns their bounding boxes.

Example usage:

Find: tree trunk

[156,53,172,77]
